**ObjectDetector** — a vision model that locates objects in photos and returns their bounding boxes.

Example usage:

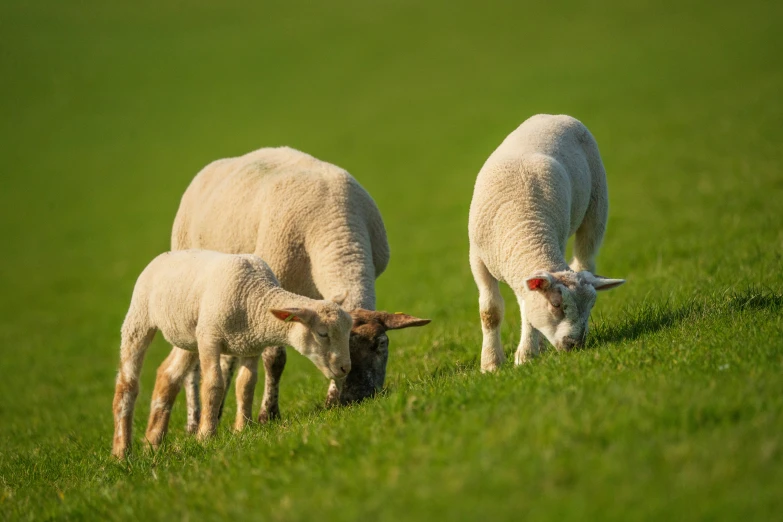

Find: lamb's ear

[330,291,349,307]
[586,274,626,291]
[381,312,431,330]
[270,308,317,326]
[525,271,554,292]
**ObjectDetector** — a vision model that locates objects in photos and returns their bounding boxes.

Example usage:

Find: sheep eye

[318,332,328,339]
[552,302,561,308]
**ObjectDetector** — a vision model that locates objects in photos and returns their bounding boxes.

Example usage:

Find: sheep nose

[562,337,582,350]
[340,366,347,374]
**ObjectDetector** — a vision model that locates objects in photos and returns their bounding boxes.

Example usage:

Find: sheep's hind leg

[234,355,259,431]
[184,364,200,435]
[470,251,506,372]
[218,355,238,422]
[196,339,225,441]
[145,347,198,450]
[258,346,286,423]
[514,296,543,365]
[112,326,156,459]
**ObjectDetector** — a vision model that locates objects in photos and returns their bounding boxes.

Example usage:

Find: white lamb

[468,114,625,372]
[111,250,352,459]
[160,146,429,434]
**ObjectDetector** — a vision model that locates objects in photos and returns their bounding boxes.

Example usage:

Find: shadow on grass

[588,286,783,346]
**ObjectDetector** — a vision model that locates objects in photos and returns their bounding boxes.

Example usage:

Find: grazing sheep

[112,250,352,459]
[468,114,625,372]
[158,146,429,434]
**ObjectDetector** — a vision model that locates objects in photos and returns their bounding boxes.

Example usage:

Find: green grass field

[2,0,782,519]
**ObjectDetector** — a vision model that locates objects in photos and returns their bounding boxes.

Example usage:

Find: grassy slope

[1,0,781,519]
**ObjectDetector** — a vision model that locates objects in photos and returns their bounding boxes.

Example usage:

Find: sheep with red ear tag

[469,114,625,372]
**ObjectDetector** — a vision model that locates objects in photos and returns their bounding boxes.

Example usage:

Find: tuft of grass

[1,0,782,520]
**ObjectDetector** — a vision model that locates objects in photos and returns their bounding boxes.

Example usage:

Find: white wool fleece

[468,114,625,372]
[172,146,389,309]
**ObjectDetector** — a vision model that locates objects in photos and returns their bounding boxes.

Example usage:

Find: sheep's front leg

[196,339,225,441]
[514,297,543,364]
[258,346,286,423]
[145,347,199,449]
[470,251,506,372]
[234,355,259,431]
[325,379,342,408]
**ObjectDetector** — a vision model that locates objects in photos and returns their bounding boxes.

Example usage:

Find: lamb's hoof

[196,428,216,442]
[324,388,341,408]
[480,362,502,373]
[111,444,128,460]
[258,406,280,424]
[186,421,199,435]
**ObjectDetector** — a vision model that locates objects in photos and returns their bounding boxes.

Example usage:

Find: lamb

[111,250,352,459]
[158,146,429,434]
[468,114,625,372]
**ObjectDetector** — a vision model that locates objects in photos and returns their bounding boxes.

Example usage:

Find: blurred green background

[1,0,781,520]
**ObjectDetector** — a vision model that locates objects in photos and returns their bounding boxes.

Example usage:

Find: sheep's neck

[308,240,377,312]
[507,221,570,287]
[246,286,310,347]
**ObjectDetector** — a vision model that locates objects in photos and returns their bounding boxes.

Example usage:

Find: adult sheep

[155,146,430,433]
[468,114,625,372]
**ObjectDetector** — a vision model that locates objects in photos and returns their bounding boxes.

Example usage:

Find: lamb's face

[339,309,431,404]
[524,270,625,351]
[309,304,354,380]
[271,303,353,380]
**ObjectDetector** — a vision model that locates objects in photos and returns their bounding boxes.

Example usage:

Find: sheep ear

[330,291,349,307]
[525,271,554,292]
[381,312,431,330]
[270,308,317,325]
[586,274,625,291]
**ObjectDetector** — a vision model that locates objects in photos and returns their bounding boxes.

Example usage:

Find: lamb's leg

[234,355,259,431]
[218,355,238,422]
[325,379,341,408]
[145,347,198,450]
[514,297,543,364]
[470,251,505,372]
[196,339,225,441]
[570,193,608,274]
[258,346,286,423]
[112,326,156,459]
[184,363,200,435]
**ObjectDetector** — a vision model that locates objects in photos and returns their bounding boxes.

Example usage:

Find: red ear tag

[527,278,544,291]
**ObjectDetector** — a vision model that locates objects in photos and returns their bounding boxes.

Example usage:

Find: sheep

[468,114,625,372]
[156,146,429,434]
[111,249,353,459]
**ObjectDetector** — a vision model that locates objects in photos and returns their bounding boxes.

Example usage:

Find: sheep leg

[234,355,259,431]
[112,326,156,459]
[470,251,506,372]
[258,346,286,423]
[514,297,543,364]
[325,379,341,408]
[196,339,225,441]
[218,355,238,421]
[184,363,200,435]
[145,347,198,450]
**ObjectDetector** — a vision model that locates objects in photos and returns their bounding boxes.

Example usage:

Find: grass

[1,0,782,519]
